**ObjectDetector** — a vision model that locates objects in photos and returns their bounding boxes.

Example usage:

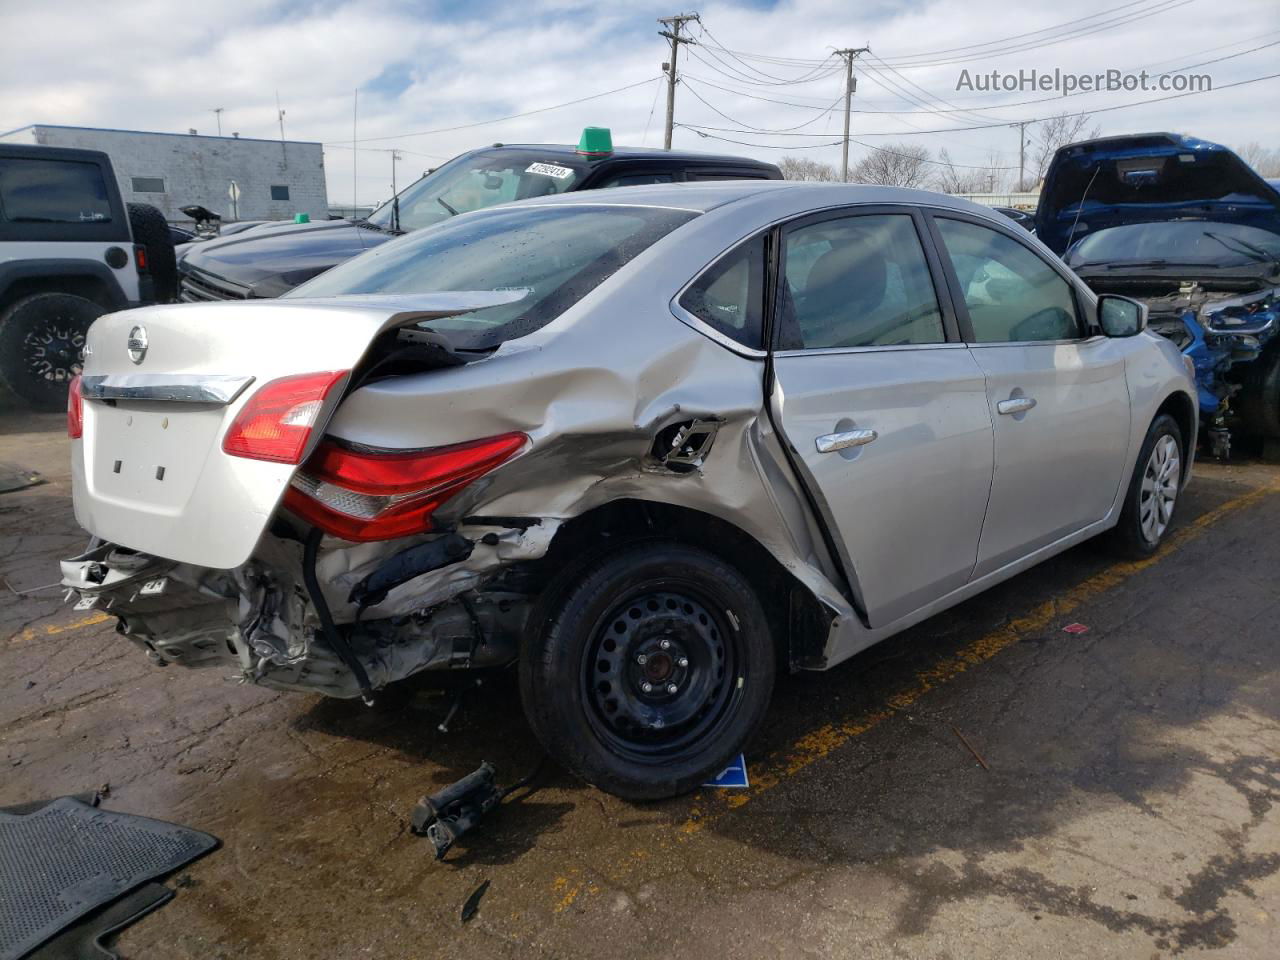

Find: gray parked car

[62,182,1196,799]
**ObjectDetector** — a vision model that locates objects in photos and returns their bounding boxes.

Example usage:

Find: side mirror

[1097,294,1147,337]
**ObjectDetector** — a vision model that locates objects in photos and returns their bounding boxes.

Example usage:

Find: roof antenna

[1064,164,1102,253]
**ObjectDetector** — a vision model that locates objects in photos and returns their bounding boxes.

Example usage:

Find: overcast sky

[2,0,1277,207]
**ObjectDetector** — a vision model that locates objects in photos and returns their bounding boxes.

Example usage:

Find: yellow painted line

[680,478,1280,832]
[8,612,110,645]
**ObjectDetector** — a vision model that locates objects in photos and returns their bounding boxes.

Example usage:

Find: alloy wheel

[1139,434,1180,543]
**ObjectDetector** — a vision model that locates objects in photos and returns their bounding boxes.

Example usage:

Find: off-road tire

[1106,413,1184,559]
[0,293,102,409]
[520,541,775,801]
[1233,347,1280,440]
[127,202,177,303]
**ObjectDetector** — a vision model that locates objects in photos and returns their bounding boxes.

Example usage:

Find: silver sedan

[63,182,1196,799]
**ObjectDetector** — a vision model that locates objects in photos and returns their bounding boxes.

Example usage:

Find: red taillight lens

[222,371,348,464]
[134,244,148,272]
[283,432,527,542]
[67,375,84,439]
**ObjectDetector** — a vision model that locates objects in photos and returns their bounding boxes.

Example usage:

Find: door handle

[816,428,878,453]
[997,397,1037,416]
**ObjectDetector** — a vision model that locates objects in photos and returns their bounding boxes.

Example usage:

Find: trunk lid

[1035,133,1280,255]
[72,293,522,569]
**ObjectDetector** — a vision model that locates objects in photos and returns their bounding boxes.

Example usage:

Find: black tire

[1233,348,1280,439]
[520,541,775,800]
[0,293,102,409]
[127,202,177,303]
[1106,413,1185,559]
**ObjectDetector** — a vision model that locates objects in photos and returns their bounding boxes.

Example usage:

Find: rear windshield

[0,158,112,224]
[291,204,697,348]
[366,149,589,232]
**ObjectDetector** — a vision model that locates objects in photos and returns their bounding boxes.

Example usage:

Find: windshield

[1067,220,1280,268]
[366,150,589,232]
[290,204,697,348]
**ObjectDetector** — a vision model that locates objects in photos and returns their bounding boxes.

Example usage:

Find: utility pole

[658,12,699,150]
[1010,120,1031,191]
[210,107,224,137]
[835,47,870,182]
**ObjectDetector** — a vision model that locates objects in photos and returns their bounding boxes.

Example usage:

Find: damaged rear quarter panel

[319,200,855,635]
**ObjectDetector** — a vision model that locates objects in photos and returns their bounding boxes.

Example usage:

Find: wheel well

[529,499,831,673]
[1155,391,1196,476]
[0,275,115,312]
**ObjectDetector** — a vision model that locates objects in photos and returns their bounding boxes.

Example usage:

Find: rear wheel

[520,541,774,800]
[1106,413,1184,558]
[0,293,102,409]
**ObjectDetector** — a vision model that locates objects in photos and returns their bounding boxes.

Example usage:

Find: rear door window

[777,214,945,349]
[597,172,676,188]
[0,158,112,224]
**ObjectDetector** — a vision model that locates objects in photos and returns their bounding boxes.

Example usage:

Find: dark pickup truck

[176,129,782,302]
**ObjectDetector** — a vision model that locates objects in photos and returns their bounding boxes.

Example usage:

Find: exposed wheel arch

[528,498,833,673]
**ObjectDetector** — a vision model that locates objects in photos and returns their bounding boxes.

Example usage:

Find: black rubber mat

[0,798,217,960]
[27,883,173,960]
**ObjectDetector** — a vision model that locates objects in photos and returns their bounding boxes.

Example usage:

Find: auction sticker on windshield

[525,162,574,180]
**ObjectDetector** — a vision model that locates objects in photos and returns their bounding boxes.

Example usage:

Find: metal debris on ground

[950,726,991,771]
[1062,622,1091,635]
[460,880,490,923]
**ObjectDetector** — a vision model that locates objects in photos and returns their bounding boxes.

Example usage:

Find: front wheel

[520,541,775,800]
[1107,413,1184,558]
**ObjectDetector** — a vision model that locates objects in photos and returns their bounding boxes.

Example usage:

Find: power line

[325,77,660,145]
[682,78,843,132]
[676,69,1280,142]
[680,36,1279,123]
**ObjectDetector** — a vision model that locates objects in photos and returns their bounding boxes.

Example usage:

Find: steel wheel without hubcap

[582,587,741,763]
[1140,434,1180,543]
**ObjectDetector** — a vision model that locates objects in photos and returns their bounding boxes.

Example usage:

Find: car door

[928,213,1131,578]
[767,207,995,627]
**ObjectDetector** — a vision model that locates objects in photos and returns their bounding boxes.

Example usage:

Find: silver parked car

[62,183,1196,799]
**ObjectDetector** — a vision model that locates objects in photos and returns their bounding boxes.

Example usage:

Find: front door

[930,215,1131,577]
[769,209,995,627]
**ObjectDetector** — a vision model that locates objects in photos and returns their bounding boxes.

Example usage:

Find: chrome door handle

[816,428,878,453]
[996,397,1037,416]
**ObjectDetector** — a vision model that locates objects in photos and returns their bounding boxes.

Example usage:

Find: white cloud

[2,0,1277,206]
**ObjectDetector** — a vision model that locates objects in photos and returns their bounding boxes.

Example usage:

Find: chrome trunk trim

[80,374,255,404]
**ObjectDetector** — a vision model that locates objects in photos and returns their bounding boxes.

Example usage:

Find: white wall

[0,126,328,222]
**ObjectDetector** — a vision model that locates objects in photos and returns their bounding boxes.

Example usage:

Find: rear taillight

[134,244,149,272]
[67,375,83,439]
[222,371,348,464]
[283,433,527,542]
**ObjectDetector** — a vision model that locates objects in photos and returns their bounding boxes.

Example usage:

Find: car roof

[483,143,779,168]
[507,179,1016,219]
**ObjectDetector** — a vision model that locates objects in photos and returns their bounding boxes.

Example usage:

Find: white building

[0,124,329,223]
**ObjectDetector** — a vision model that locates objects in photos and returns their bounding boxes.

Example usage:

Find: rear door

[767,206,995,627]
[928,213,1131,577]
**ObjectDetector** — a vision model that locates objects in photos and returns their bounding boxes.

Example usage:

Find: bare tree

[850,142,933,188]
[933,148,1009,194]
[1235,142,1280,177]
[1030,112,1101,185]
[779,156,838,181]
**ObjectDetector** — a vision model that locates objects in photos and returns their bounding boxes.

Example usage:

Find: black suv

[177,132,781,301]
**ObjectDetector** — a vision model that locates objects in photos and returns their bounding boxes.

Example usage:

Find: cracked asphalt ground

[3,409,1279,960]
